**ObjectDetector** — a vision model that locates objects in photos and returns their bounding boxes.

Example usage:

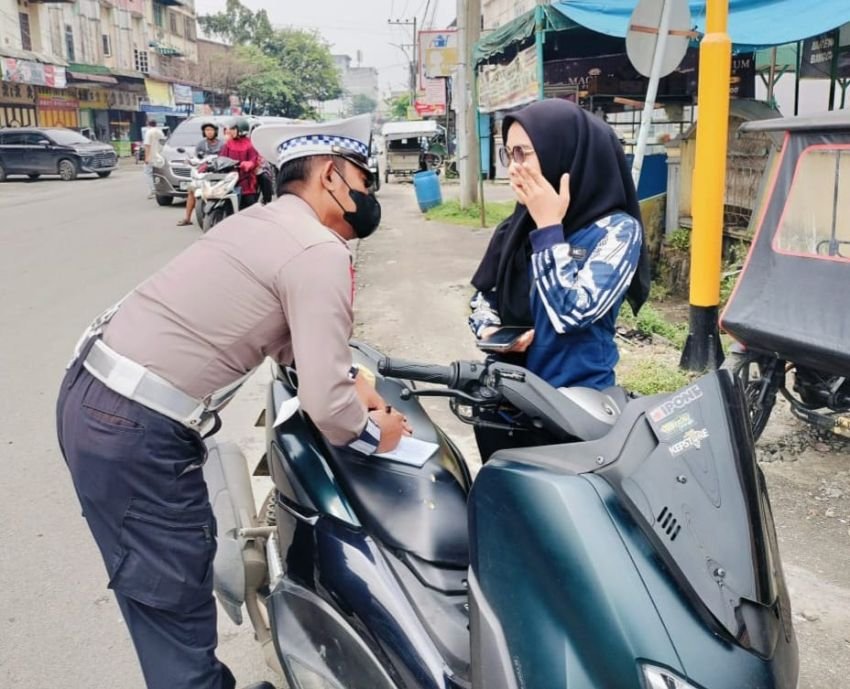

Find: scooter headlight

[641,664,700,689]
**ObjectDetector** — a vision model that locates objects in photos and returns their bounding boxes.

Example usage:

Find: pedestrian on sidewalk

[55,114,407,689]
[468,99,651,458]
[142,119,164,200]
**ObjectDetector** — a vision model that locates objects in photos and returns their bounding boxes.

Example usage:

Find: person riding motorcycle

[220,117,261,209]
[178,121,223,227]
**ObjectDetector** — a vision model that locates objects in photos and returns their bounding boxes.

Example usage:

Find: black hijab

[471,99,651,327]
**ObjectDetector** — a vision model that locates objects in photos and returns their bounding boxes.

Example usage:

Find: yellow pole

[680,0,731,371]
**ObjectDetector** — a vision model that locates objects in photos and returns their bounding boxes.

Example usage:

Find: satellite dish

[626,0,692,78]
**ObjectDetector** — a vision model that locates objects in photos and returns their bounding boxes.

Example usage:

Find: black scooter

[204,341,798,689]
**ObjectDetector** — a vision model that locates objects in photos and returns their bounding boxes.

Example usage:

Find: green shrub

[667,227,691,252]
[618,302,688,348]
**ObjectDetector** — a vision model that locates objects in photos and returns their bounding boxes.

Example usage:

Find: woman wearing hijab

[469,99,650,452]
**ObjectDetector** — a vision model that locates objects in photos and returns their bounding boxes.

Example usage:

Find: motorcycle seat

[324,438,470,568]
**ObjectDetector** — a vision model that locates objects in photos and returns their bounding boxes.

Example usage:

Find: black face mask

[329,167,381,239]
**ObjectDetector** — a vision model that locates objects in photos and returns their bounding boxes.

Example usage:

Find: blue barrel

[413,170,442,212]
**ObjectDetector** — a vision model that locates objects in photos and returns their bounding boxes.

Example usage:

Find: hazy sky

[194,0,457,96]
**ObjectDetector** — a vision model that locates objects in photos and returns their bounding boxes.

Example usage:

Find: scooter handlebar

[377,358,457,386]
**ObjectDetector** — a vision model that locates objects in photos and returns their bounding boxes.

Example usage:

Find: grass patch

[425,200,515,228]
[618,302,688,349]
[620,359,693,396]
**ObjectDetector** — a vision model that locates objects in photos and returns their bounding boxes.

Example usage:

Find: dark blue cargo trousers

[56,341,236,689]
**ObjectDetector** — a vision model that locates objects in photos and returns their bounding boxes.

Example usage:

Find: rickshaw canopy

[722,110,850,375]
[381,120,441,141]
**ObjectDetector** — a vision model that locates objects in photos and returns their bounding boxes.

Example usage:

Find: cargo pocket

[110,498,216,613]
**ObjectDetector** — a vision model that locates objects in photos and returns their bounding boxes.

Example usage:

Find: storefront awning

[474,6,578,64]
[68,71,118,84]
[551,1,850,48]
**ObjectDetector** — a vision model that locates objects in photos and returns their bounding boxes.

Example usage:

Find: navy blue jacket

[470,212,642,390]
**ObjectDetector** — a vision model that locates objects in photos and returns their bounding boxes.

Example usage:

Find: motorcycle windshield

[596,371,792,655]
[208,156,239,172]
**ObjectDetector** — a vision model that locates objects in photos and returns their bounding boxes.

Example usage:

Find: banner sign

[414,77,447,116]
[75,87,110,110]
[173,83,193,104]
[800,31,850,79]
[419,29,458,83]
[478,46,539,113]
[37,94,79,111]
[542,48,754,102]
[2,58,67,88]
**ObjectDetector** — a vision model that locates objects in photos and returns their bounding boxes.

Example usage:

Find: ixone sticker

[649,385,704,423]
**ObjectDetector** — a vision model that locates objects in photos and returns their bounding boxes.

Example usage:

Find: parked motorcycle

[204,342,798,689]
[189,155,240,232]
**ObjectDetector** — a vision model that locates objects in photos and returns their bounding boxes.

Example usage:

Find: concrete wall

[482,0,540,31]
[2,1,198,78]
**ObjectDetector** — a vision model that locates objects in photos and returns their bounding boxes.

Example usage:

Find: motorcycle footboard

[267,577,398,689]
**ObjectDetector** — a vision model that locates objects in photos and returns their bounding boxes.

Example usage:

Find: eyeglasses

[498,144,536,167]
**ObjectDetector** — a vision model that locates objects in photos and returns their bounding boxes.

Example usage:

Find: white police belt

[83,339,225,430]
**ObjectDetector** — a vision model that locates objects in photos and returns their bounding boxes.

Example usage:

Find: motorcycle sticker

[668,428,710,457]
[649,385,704,423]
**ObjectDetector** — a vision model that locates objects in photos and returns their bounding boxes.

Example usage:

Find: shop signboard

[542,48,755,102]
[478,46,539,113]
[414,77,447,116]
[173,83,193,104]
[2,58,67,88]
[0,81,37,105]
[800,30,850,79]
[419,29,458,83]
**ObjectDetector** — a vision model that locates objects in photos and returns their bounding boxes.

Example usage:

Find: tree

[351,94,378,116]
[387,93,412,120]
[197,0,273,47]
[198,0,342,118]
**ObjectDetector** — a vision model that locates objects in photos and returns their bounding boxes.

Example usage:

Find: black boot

[241,683,277,689]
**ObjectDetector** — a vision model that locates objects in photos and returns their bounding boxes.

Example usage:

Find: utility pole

[388,17,418,106]
[456,0,481,208]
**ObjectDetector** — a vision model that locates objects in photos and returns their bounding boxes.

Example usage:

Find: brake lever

[400,387,489,406]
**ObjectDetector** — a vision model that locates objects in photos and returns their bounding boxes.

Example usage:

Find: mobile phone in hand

[476,326,529,352]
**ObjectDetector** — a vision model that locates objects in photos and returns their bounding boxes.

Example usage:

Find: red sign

[414,78,446,116]
[37,95,79,111]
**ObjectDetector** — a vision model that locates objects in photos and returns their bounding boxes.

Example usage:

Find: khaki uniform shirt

[104,194,367,446]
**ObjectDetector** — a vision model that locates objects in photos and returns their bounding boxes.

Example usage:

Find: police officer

[56,114,408,689]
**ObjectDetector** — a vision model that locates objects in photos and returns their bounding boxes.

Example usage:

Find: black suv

[0,127,118,182]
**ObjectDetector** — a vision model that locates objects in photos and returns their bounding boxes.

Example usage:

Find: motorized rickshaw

[381,119,445,183]
[721,109,850,440]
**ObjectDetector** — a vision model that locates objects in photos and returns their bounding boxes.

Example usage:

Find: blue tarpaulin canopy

[551,0,850,48]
